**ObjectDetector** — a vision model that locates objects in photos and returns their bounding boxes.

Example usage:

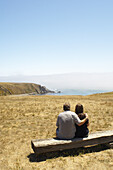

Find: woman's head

[75,103,83,114]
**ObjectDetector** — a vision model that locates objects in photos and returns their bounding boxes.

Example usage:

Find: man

[56,103,88,139]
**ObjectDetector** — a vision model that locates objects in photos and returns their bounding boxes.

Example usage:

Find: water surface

[47,89,111,96]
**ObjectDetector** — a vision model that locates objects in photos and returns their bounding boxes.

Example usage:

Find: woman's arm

[87,118,89,126]
[87,122,89,126]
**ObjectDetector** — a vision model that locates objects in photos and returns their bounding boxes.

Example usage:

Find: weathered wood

[106,142,113,149]
[31,130,113,154]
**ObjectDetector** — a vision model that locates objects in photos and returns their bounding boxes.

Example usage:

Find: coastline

[43,89,112,96]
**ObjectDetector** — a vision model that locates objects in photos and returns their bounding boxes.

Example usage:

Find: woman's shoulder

[78,113,86,119]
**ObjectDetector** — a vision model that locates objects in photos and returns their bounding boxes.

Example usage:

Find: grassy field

[0,93,113,170]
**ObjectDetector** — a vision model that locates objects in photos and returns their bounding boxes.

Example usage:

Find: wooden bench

[31,130,113,154]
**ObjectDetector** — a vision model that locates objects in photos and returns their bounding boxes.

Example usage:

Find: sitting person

[56,103,88,139]
[75,103,89,137]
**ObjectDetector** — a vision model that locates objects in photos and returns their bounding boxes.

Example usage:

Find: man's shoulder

[58,111,66,116]
[69,111,77,115]
[58,112,64,117]
[71,112,79,118]
[59,111,76,116]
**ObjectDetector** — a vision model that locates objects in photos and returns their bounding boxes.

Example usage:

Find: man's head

[63,103,70,111]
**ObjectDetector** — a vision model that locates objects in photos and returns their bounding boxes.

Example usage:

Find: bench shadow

[27,144,110,162]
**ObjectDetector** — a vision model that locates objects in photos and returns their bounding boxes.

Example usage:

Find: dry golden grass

[0,93,113,170]
[0,82,46,95]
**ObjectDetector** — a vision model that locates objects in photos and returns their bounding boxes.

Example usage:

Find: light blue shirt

[56,111,81,139]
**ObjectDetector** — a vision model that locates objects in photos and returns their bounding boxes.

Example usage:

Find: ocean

[47,89,112,96]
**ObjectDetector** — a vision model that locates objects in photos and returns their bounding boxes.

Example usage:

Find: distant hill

[0,82,54,96]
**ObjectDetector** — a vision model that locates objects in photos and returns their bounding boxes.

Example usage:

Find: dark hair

[75,103,83,114]
[63,103,70,111]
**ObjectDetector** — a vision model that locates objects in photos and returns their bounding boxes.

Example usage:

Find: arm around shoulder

[77,113,88,126]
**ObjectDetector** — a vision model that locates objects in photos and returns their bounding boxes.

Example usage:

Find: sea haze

[0,72,113,95]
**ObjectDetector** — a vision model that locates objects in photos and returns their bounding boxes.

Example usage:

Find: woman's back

[75,113,89,137]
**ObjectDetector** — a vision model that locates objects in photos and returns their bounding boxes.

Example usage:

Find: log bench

[31,130,113,155]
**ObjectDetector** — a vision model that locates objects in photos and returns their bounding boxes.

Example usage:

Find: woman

[75,103,89,137]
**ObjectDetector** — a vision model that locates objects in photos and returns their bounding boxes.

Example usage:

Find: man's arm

[77,113,88,126]
[56,116,59,127]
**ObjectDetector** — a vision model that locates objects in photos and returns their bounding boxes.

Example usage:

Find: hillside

[0,82,54,96]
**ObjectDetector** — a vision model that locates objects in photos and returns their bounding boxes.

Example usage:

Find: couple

[56,103,89,139]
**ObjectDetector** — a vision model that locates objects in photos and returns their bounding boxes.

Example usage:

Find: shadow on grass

[27,144,110,162]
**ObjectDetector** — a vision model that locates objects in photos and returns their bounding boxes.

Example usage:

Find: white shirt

[56,111,81,139]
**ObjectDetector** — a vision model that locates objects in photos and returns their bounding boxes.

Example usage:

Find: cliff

[0,82,54,96]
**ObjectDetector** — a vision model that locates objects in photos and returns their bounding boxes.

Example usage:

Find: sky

[0,0,113,76]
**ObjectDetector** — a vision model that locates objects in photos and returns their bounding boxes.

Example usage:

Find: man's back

[56,111,81,139]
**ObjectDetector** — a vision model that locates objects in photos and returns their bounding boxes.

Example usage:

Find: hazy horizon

[0,72,113,91]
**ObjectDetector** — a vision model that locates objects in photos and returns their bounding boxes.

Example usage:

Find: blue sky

[0,0,113,76]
